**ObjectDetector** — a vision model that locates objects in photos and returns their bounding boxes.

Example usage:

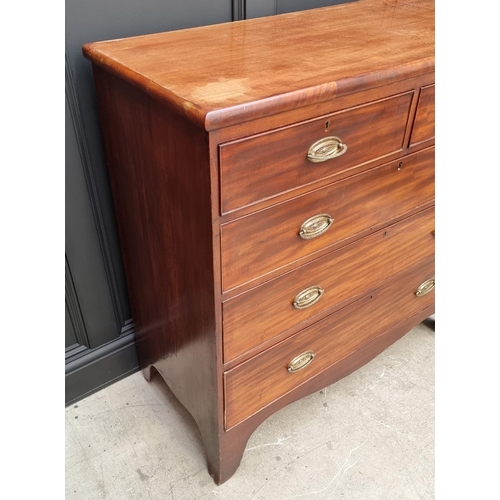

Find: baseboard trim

[65,328,139,406]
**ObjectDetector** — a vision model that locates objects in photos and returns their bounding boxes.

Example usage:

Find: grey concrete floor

[65,320,434,500]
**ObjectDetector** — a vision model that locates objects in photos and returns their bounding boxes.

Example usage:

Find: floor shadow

[421,316,435,331]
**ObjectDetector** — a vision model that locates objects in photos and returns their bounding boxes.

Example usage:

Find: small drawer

[223,207,435,363]
[224,259,435,429]
[219,92,413,214]
[410,84,435,147]
[220,147,434,292]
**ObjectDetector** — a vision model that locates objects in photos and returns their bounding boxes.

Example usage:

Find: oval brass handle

[415,278,435,297]
[293,285,324,310]
[299,213,334,240]
[287,351,315,373]
[307,136,347,163]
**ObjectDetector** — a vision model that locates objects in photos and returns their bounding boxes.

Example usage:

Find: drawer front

[224,259,435,429]
[219,92,413,214]
[410,84,435,146]
[223,207,434,362]
[221,147,434,292]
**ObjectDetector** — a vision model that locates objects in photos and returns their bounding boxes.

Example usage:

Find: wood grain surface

[219,301,434,483]
[219,92,412,213]
[224,258,435,429]
[82,0,434,130]
[90,66,223,476]
[221,146,435,292]
[223,207,434,363]
[84,0,435,484]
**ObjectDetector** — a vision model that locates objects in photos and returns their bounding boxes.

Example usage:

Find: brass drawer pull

[307,136,347,163]
[299,213,334,239]
[288,351,315,373]
[293,285,324,310]
[415,278,435,297]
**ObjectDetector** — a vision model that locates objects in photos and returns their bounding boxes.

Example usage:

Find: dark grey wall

[66,0,233,333]
[65,0,355,405]
[243,0,356,18]
[65,0,232,406]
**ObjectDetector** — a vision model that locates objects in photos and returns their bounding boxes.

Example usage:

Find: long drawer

[224,258,435,429]
[219,92,413,214]
[221,146,434,292]
[223,207,434,363]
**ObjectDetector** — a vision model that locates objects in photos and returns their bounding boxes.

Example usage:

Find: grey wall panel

[277,0,357,15]
[65,302,78,349]
[66,0,233,341]
[246,0,276,18]
[245,0,357,18]
[65,0,232,404]
[65,91,119,348]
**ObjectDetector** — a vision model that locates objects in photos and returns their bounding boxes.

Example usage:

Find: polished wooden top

[83,0,434,130]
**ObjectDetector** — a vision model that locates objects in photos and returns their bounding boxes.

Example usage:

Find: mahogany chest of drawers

[83,0,435,484]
